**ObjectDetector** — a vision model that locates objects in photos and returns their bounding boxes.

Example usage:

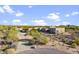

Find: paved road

[17,47,68,54]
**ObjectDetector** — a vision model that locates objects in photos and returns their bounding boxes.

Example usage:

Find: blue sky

[0,5,79,26]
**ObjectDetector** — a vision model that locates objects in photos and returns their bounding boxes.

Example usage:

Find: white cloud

[0,5,24,17]
[47,13,60,22]
[65,14,70,17]
[28,6,32,8]
[15,12,24,16]
[62,21,70,25]
[72,11,79,16]
[0,7,5,13]
[3,5,15,14]
[65,12,79,17]
[12,19,21,23]
[33,20,47,26]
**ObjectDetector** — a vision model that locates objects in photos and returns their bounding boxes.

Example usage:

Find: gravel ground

[16,42,68,54]
[17,47,68,54]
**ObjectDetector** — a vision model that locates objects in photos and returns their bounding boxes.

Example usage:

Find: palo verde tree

[28,29,49,45]
[6,27,19,42]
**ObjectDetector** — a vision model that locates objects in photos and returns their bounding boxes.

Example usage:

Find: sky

[0,5,79,26]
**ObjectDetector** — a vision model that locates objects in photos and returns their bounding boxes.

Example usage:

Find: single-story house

[40,27,65,34]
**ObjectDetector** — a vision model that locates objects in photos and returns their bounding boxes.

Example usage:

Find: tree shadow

[22,42,33,46]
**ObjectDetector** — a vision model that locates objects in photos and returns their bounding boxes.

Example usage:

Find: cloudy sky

[0,5,79,26]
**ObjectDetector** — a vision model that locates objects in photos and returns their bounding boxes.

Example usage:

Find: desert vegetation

[0,25,79,53]
[27,29,49,45]
[0,26,19,53]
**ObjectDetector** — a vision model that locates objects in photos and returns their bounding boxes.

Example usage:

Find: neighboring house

[37,27,65,34]
[28,28,33,31]
[17,26,65,34]
[16,26,22,30]
[17,27,32,32]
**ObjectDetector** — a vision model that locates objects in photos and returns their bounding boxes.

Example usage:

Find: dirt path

[16,42,32,53]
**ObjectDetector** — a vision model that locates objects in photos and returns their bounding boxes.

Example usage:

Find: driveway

[17,47,68,54]
[16,42,68,54]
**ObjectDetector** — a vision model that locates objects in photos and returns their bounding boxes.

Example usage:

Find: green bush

[40,37,49,45]
[71,43,77,48]
[62,39,68,43]
[73,39,79,45]
[28,29,49,45]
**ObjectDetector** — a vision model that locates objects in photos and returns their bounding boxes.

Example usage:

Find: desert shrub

[28,29,49,45]
[71,43,77,48]
[40,37,49,45]
[73,39,79,45]
[62,38,68,43]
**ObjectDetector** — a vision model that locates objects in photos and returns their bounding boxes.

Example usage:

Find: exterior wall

[56,28,65,34]
[48,28,56,34]
[47,28,65,34]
